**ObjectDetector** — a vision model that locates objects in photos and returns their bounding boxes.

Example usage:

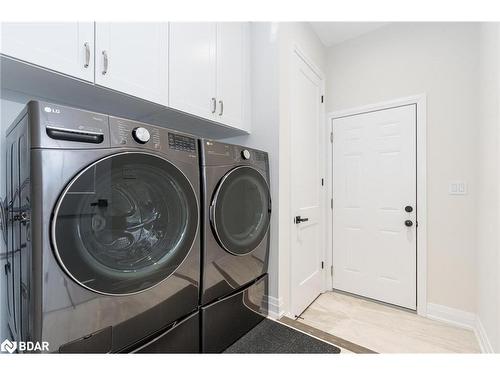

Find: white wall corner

[475,317,495,353]
[266,295,284,320]
[427,303,495,353]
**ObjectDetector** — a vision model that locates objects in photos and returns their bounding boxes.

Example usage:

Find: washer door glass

[52,152,198,295]
[211,166,271,255]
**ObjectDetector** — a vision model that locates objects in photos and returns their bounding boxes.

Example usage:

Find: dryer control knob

[241,149,251,160]
[132,127,150,144]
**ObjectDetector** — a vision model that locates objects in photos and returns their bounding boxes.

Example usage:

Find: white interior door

[332,105,417,310]
[169,22,217,120]
[95,23,168,105]
[0,22,94,81]
[290,51,324,317]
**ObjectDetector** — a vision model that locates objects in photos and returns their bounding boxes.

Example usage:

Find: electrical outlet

[449,181,467,195]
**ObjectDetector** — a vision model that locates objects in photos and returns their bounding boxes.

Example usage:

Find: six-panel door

[332,105,417,310]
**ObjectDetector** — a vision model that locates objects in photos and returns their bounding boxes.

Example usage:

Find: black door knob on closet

[404,220,413,227]
[295,216,309,224]
[405,205,413,213]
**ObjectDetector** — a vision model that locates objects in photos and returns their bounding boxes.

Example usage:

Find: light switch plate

[449,181,467,195]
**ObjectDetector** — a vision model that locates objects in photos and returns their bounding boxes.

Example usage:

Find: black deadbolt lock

[405,205,413,213]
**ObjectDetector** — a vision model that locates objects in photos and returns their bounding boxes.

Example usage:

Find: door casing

[326,94,428,317]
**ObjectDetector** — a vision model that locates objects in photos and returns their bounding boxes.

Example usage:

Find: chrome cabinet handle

[211,98,217,114]
[83,42,90,68]
[218,100,224,116]
[102,50,108,75]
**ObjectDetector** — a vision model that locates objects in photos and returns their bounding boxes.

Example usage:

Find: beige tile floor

[300,291,481,353]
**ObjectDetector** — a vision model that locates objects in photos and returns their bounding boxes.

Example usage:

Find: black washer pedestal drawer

[132,311,200,353]
[201,274,269,353]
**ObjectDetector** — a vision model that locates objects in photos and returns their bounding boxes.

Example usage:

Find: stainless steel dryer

[199,139,270,352]
[4,101,201,353]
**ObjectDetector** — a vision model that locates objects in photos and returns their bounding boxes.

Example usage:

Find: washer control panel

[132,127,151,144]
[168,133,196,153]
[109,116,197,156]
[110,117,161,150]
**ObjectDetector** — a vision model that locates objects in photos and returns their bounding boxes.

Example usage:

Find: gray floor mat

[224,318,341,354]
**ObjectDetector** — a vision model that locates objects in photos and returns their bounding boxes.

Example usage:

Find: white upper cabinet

[0,22,94,82]
[1,22,251,134]
[95,23,169,105]
[168,23,217,121]
[169,22,250,131]
[216,23,250,131]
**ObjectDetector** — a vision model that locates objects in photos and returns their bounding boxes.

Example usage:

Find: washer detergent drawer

[201,274,268,353]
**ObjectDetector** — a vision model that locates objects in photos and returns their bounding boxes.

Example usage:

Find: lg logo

[0,338,49,353]
[1,339,17,353]
[44,106,61,114]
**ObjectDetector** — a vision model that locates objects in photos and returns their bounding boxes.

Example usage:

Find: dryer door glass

[52,152,198,295]
[211,166,271,255]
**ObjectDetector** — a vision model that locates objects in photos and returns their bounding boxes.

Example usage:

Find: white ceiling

[309,22,389,47]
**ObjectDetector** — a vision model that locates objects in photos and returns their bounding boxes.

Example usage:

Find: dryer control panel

[201,139,269,171]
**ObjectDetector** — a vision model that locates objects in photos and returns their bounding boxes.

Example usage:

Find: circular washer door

[211,166,271,255]
[52,152,198,295]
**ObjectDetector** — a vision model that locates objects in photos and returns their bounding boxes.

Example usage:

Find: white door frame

[326,94,428,316]
[288,44,327,317]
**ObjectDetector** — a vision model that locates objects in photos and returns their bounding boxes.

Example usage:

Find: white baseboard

[475,317,494,353]
[266,295,284,319]
[426,303,476,330]
[427,303,495,353]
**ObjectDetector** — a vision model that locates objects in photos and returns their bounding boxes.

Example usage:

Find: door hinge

[330,132,333,143]
[330,265,334,276]
[321,261,324,269]
[331,198,333,210]
[321,178,324,186]
[321,95,324,103]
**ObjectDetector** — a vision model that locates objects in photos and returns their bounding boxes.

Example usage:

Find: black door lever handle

[295,216,309,224]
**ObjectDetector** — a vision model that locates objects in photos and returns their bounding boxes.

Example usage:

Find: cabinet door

[216,23,250,131]
[95,23,168,105]
[0,22,94,81]
[169,23,217,120]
